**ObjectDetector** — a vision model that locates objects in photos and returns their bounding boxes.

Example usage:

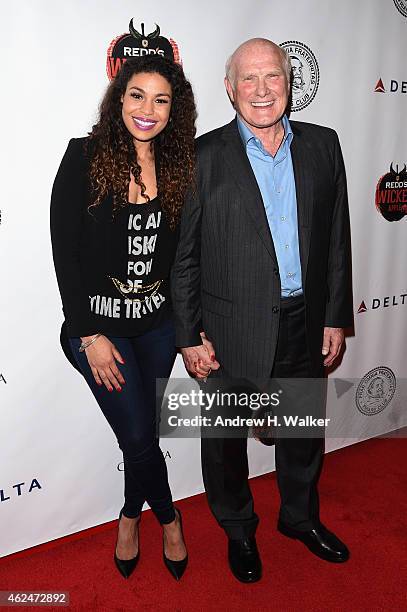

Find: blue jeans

[68,317,177,523]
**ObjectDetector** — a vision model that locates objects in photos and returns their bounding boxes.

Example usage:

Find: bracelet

[79,334,101,352]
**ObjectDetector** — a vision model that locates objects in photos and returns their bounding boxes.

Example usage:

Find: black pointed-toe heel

[114,551,139,579]
[114,510,140,579]
[163,508,188,581]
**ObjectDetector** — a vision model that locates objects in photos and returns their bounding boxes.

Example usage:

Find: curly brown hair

[87,56,197,228]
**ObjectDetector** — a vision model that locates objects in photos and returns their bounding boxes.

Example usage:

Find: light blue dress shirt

[237,114,303,297]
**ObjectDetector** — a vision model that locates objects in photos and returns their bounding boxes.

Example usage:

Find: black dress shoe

[228,537,262,583]
[114,510,140,579]
[163,508,188,581]
[278,521,350,563]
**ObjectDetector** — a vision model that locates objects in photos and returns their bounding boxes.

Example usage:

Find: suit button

[272,306,279,314]
[274,268,279,276]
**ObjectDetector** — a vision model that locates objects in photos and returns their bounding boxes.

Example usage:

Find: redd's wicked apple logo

[375,163,407,221]
[107,20,181,80]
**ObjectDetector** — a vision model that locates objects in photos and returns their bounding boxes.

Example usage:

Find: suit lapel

[291,122,315,284]
[221,119,277,262]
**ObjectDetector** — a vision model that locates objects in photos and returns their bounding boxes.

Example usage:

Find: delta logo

[1,478,42,502]
[106,20,181,81]
[357,292,407,314]
[375,163,407,222]
[374,78,407,94]
[118,450,171,471]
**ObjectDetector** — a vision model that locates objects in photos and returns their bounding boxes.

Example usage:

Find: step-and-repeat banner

[1,0,406,557]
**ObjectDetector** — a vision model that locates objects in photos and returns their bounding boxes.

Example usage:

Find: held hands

[322,327,345,367]
[180,332,220,379]
[81,335,125,391]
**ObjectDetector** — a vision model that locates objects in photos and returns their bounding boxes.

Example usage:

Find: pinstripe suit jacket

[171,117,353,378]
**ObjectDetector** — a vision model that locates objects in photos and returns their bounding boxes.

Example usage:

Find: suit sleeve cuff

[175,323,203,348]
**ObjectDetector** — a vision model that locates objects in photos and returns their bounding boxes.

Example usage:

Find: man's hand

[322,327,345,367]
[181,332,220,379]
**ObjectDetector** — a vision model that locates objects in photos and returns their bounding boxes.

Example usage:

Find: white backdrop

[1,0,406,557]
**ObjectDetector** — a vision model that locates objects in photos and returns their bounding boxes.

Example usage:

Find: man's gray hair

[225,38,292,87]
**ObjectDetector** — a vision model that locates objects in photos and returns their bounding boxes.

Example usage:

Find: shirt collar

[237,113,293,152]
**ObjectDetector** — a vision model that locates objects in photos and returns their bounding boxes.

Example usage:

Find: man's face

[291,58,304,89]
[225,44,289,131]
[369,378,384,398]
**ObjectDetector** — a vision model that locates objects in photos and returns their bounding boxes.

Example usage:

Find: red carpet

[1,437,406,611]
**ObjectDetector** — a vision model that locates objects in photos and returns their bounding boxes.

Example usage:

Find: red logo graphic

[375,163,407,222]
[357,301,367,314]
[374,78,386,93]
[107,20,181,81]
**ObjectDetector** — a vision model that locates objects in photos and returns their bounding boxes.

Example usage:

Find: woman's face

[121,71,172,143]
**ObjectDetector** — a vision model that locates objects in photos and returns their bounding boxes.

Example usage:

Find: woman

[51,56,209,580]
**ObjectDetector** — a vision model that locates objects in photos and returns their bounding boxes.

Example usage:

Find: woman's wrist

[79,334,102,352]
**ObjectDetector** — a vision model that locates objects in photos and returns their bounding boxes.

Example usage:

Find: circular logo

[394,0,407,18]
[356,367,396,415]
[375,163,407,222]
[280,40,320,112]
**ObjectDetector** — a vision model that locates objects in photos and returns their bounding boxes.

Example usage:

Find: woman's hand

[199,332,220,377]
[180,332,220,380]
[81,335,125,391]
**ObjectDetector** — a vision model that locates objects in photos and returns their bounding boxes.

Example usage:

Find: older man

[171,38,353,582]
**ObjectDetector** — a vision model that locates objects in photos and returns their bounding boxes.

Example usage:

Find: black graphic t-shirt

[86,197,178,336]
[51,138,181,338]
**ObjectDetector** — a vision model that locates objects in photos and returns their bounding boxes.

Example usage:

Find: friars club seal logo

[394,0,407,17]
[107,20,181,80]
[375,163,407,222]
[356,367,396,416]
[280,41,319,112]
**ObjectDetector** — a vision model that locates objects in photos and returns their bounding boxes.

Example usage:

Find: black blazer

[171,118,353,378]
